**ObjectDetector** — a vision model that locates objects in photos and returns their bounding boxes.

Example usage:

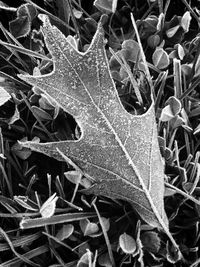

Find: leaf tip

[18,138,40,150]
[99,14,108,26]
[38,13,50,27]
[17,73,31,83]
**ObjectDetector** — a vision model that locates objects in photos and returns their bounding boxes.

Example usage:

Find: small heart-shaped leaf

[119,233,137,254]
[167,96,182,116]
[80,219,99,236]
[40,193,58,218]
[152,48,169,70]
[56,224,74,241]
[147,34,160,48]
[160,97,181,122]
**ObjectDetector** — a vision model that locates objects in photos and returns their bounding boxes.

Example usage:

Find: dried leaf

[19,15,170,232]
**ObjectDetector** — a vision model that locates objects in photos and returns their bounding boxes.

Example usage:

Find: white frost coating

[19,15,169,232]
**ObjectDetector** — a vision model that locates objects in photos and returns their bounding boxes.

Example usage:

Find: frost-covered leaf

[19,15,169,231]
[147,34,160,49]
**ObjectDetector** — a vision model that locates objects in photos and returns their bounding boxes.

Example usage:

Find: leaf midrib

[45,24,166,229]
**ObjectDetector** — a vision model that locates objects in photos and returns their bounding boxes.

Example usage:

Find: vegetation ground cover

[0,0,200,266]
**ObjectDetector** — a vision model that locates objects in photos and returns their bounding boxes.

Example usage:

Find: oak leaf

[19,15,168,230]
